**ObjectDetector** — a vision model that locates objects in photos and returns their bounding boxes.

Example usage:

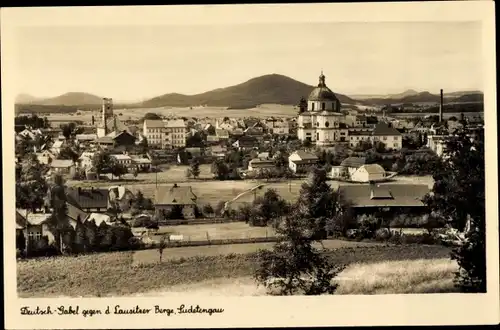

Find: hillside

[37,92,104,106]
[360,91,484,106]
[141,74,358,108]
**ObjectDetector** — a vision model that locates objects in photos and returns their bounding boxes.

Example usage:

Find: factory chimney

[439,89,444,123]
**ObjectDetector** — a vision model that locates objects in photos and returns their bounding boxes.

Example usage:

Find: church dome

[308,72,340,102]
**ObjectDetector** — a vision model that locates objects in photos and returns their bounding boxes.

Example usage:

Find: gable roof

[66,187,109,209]
[106,116,130,134]
[372,122,402,136]
[165,119,186,128]
[155,184,197,205]
[360,164,386,175]
[50,159,74,168]
[67,203,90,222]
[144,120,165,128]
[293,150,318,161]
[340,157,366,168]
[95,136,114,144]
[338,184,429,208]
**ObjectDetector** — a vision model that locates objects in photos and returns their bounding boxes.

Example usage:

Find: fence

[156,217,241,226]
[143,235,281,250]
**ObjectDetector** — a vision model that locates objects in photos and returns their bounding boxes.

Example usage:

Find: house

[66,187,110,213]
[270,120,290,135]
[16,210,53,247]
[427,135,450,158]
[215,129,230,140]
[288,151,319,174]
[75,134,98,144]
[244,126,264,138]
[208,145,227,159]
[348,130,373,148]
[110,154,135,170]
[131,156,152,171]
[142,119,186,149]
[86,213,113,226]
[230,128,245,137]
[94,136,115,149]
[154,184,197,219]
[109,186,135,212]
[79,152,95,169]
[232,136,258,150]
[35,150,56,165]
[247,158,276,172]
[50,159,76,176]
[337,183,430,215]
[351,164,386,183]
[330,157,366,179]
[50,140,64,155]
[108,130,137,147]
[66,203,90,228]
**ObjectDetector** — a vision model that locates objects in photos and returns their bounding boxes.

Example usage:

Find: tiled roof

[216,129,229,137]
[111,154,132,161]
[95,136,114,144]
[338,184,429,208]
[340,157,366,168]
[52,140,64,148]
[106,116,130,133]
[144,120,165,128]
[50,159,74,168]
[66,187,109,209]
[155,184,197,205]
[372,122,402,136]
[76,134,97,141]
[293,150,318,161]
[165,119,186,128]
[16,210,51,226]
[360,164,386,175]
[67,203,89,222]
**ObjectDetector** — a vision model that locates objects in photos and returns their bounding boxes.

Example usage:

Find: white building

[297,72,348,146]
[351,164,386,183]
[288,151,319,174]
[143,119,187,149]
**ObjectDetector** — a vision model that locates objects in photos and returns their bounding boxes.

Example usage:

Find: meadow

[43,104,299,124]
[17,244,454,297]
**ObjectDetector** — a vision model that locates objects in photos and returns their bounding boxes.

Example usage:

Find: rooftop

[155,184,197,205]
[338,184,429,208]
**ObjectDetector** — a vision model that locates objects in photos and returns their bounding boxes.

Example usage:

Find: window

[311,103,315,111]
[325,121,330,128]
[394,143,398,148]
[394,136,399,140]
[316,133,319,140]
[383,136,387,141]
[316,122,319,127]
[322,102,326,110]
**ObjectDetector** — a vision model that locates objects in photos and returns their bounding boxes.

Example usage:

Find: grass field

[17,244,452,297]
[131,222,277,242]
[134,258,458,296]
[44,104,299,124]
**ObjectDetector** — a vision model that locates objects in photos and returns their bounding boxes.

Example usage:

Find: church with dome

[297,72,349,146]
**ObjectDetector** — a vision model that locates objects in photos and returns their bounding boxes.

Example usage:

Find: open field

[43,104,299,124]
[67,173,434,207]
[133,258,458,296]
[131,239,383,266]
[17,244,452,297]
[131,222,277,242]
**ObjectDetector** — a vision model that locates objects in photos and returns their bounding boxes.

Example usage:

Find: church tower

[97,97,113,138]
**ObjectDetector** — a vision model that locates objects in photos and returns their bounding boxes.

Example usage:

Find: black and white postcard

[2,2,499,328]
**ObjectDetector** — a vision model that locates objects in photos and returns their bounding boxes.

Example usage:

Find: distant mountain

[359,90,484,105]
[387,89,419,99]
[15,94,45,104]
[141,74,358,109]
[36,92,104,106]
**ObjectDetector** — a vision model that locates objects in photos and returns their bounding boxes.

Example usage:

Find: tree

[45,174,71,254]
[254,212,345,295]
[294,167,337,239]
[16,154,48,214]
[189,157,201,179]
[211,159,230,180]
[110,162,128,179]
[92,151,114,177]
[202,204,214,217]
[143,113,162,120]
[74,217,88,253]
[250,189,289,227]
[158,235,168,262]
[84,220,99,251]
[16,231,26,255]
[424,128,485,292]
[58,146,79,162]
[61,122,77,140]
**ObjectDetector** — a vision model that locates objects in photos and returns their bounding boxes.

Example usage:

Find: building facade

[297,72,347,146]
[143,119,187,149]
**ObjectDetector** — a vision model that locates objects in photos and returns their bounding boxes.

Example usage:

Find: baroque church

[297,72,349,146]
[95,98,136,147]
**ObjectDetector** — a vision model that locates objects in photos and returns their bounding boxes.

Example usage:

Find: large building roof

[66,187,109,210]
[340,157,366,168]
[308,72,341,103]
[338,184,429,208]
[372,122,402,136]
[155,184,197,205]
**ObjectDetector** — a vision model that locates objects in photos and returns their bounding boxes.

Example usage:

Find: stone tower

[97,97,113,138]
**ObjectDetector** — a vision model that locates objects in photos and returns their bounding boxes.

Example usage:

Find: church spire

[318,70,326,87]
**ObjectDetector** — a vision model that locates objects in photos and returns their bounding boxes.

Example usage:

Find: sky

[15,21,483,101]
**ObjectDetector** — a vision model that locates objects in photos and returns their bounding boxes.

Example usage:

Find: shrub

[402,233,437,245]
[375,228,391,241]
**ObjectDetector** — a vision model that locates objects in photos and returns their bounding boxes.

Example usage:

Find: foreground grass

[134,258,458,296]
[17,244,451,298]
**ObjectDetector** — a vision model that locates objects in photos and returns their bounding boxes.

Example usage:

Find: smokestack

[439,89,444,123]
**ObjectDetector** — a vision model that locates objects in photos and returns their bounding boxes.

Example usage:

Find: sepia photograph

[2,2,499,329]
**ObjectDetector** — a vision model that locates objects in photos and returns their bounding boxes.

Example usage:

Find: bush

[402,233,437,245]
[375,228,391,241]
